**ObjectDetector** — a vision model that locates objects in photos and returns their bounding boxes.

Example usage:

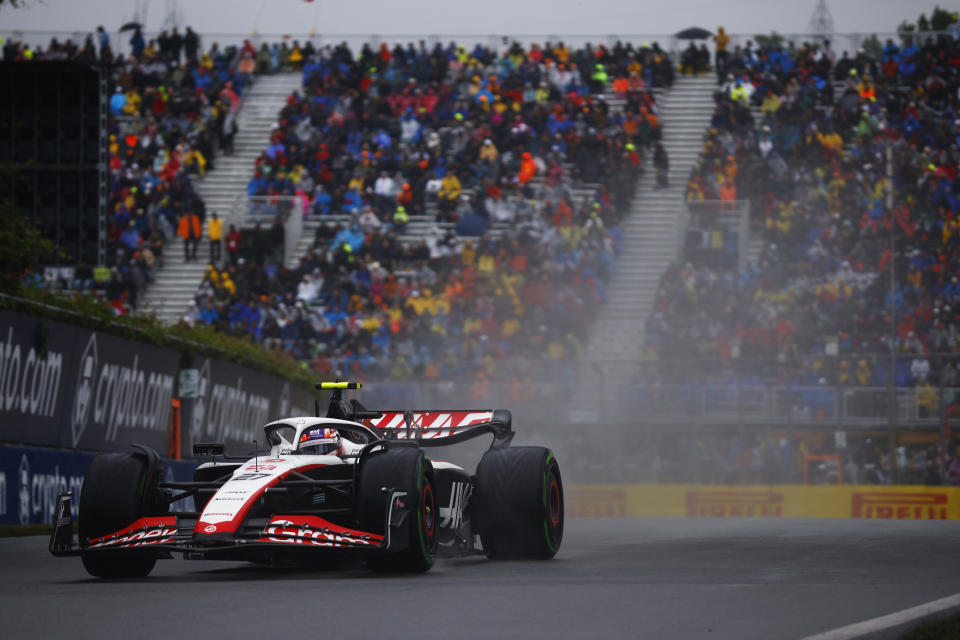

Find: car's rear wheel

[357,446,438,573]
[473,446,564,559]
[78,450,165,578]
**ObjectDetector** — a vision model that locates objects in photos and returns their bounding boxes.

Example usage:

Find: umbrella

[119,22,143,32]
[675,27,712,40]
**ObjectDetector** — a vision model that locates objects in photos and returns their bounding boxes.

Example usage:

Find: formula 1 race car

[50,382,564,577]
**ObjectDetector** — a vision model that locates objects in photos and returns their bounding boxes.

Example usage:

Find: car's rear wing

[317,381,514,448]
[361,409,514,448]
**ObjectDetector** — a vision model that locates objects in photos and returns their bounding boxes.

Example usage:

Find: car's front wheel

[78,450,165,578]
[357,446,439,573]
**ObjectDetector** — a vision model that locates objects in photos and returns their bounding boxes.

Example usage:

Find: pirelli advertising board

[567,485,960,520]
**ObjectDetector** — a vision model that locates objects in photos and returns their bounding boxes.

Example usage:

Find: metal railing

[352,377,959,430]
[333,350,960,430]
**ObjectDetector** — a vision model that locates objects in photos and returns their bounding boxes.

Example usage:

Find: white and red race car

[50,381,564,577]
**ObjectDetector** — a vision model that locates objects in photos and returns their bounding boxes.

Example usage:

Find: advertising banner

[69,330,179,453]
[0,312,75,447]
[567,484,960,520]
[0,445,197,526]
[0,311,316,458]
[0,311,180,453]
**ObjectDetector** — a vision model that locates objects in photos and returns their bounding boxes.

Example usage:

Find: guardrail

[352,376,959,430]
[593,383,947,427]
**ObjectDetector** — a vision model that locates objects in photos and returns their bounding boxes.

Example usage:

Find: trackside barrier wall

[567,484,960,520]
[0,445,196,525]
[0,310,315,458]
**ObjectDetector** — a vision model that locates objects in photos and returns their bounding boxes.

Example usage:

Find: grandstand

[7,17,960,485]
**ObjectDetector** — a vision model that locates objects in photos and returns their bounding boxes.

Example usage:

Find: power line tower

[160,0,183,32]
[809,0,835,41]
[130,0,150,26]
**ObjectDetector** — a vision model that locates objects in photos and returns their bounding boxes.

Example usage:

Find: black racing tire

[473,446,563,559]
[78,452,163,578]
[357,446,439,573]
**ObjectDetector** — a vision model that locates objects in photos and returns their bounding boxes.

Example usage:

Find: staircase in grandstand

[581,75,717,382]
[142,73,304,324]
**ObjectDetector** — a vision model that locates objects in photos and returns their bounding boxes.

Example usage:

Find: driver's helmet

[298,427,341,455]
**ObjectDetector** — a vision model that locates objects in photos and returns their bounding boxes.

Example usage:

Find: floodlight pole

[886,142,898,484]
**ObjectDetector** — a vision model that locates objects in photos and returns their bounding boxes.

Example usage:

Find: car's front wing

[49,491,410,560]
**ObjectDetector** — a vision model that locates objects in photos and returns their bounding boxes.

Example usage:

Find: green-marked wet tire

[473,446,564,559]
[358,446,438,573]
[78,451,165,578]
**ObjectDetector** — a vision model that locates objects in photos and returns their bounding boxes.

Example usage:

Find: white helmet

[298,427,341,455]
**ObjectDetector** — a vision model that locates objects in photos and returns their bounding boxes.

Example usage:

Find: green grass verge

[0,524,53,538]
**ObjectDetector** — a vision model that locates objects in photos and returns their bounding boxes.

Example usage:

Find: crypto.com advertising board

[0,311,180,453]
[0,445,197,525]
[179,356,314,457]
[0,311,316,457]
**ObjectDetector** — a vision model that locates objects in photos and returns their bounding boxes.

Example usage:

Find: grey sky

[0,0,953,43]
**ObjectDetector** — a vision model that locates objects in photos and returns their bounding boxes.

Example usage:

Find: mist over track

[4,518,960,639]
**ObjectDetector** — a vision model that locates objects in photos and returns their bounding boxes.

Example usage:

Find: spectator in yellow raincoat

[289,43,304,70]
[437,171,462,216]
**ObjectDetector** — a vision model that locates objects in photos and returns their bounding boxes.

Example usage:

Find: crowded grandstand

[5,9,960,487]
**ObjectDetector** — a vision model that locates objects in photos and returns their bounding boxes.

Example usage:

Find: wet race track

[2,518,959,639]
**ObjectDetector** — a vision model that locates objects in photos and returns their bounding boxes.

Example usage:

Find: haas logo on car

[440,482,472,530]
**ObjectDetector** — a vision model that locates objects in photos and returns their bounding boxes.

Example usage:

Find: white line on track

[801,592,960,640]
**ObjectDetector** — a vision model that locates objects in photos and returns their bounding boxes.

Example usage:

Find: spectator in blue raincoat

[110,86,126,115]
[333,223,365,251]
[342,188,363,213]
[313,185,332,215]
[120,222,141,250]
[130,28,145,57]
[247,171,267,196]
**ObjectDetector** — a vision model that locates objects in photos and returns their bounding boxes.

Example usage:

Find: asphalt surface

[2,518,959,639]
